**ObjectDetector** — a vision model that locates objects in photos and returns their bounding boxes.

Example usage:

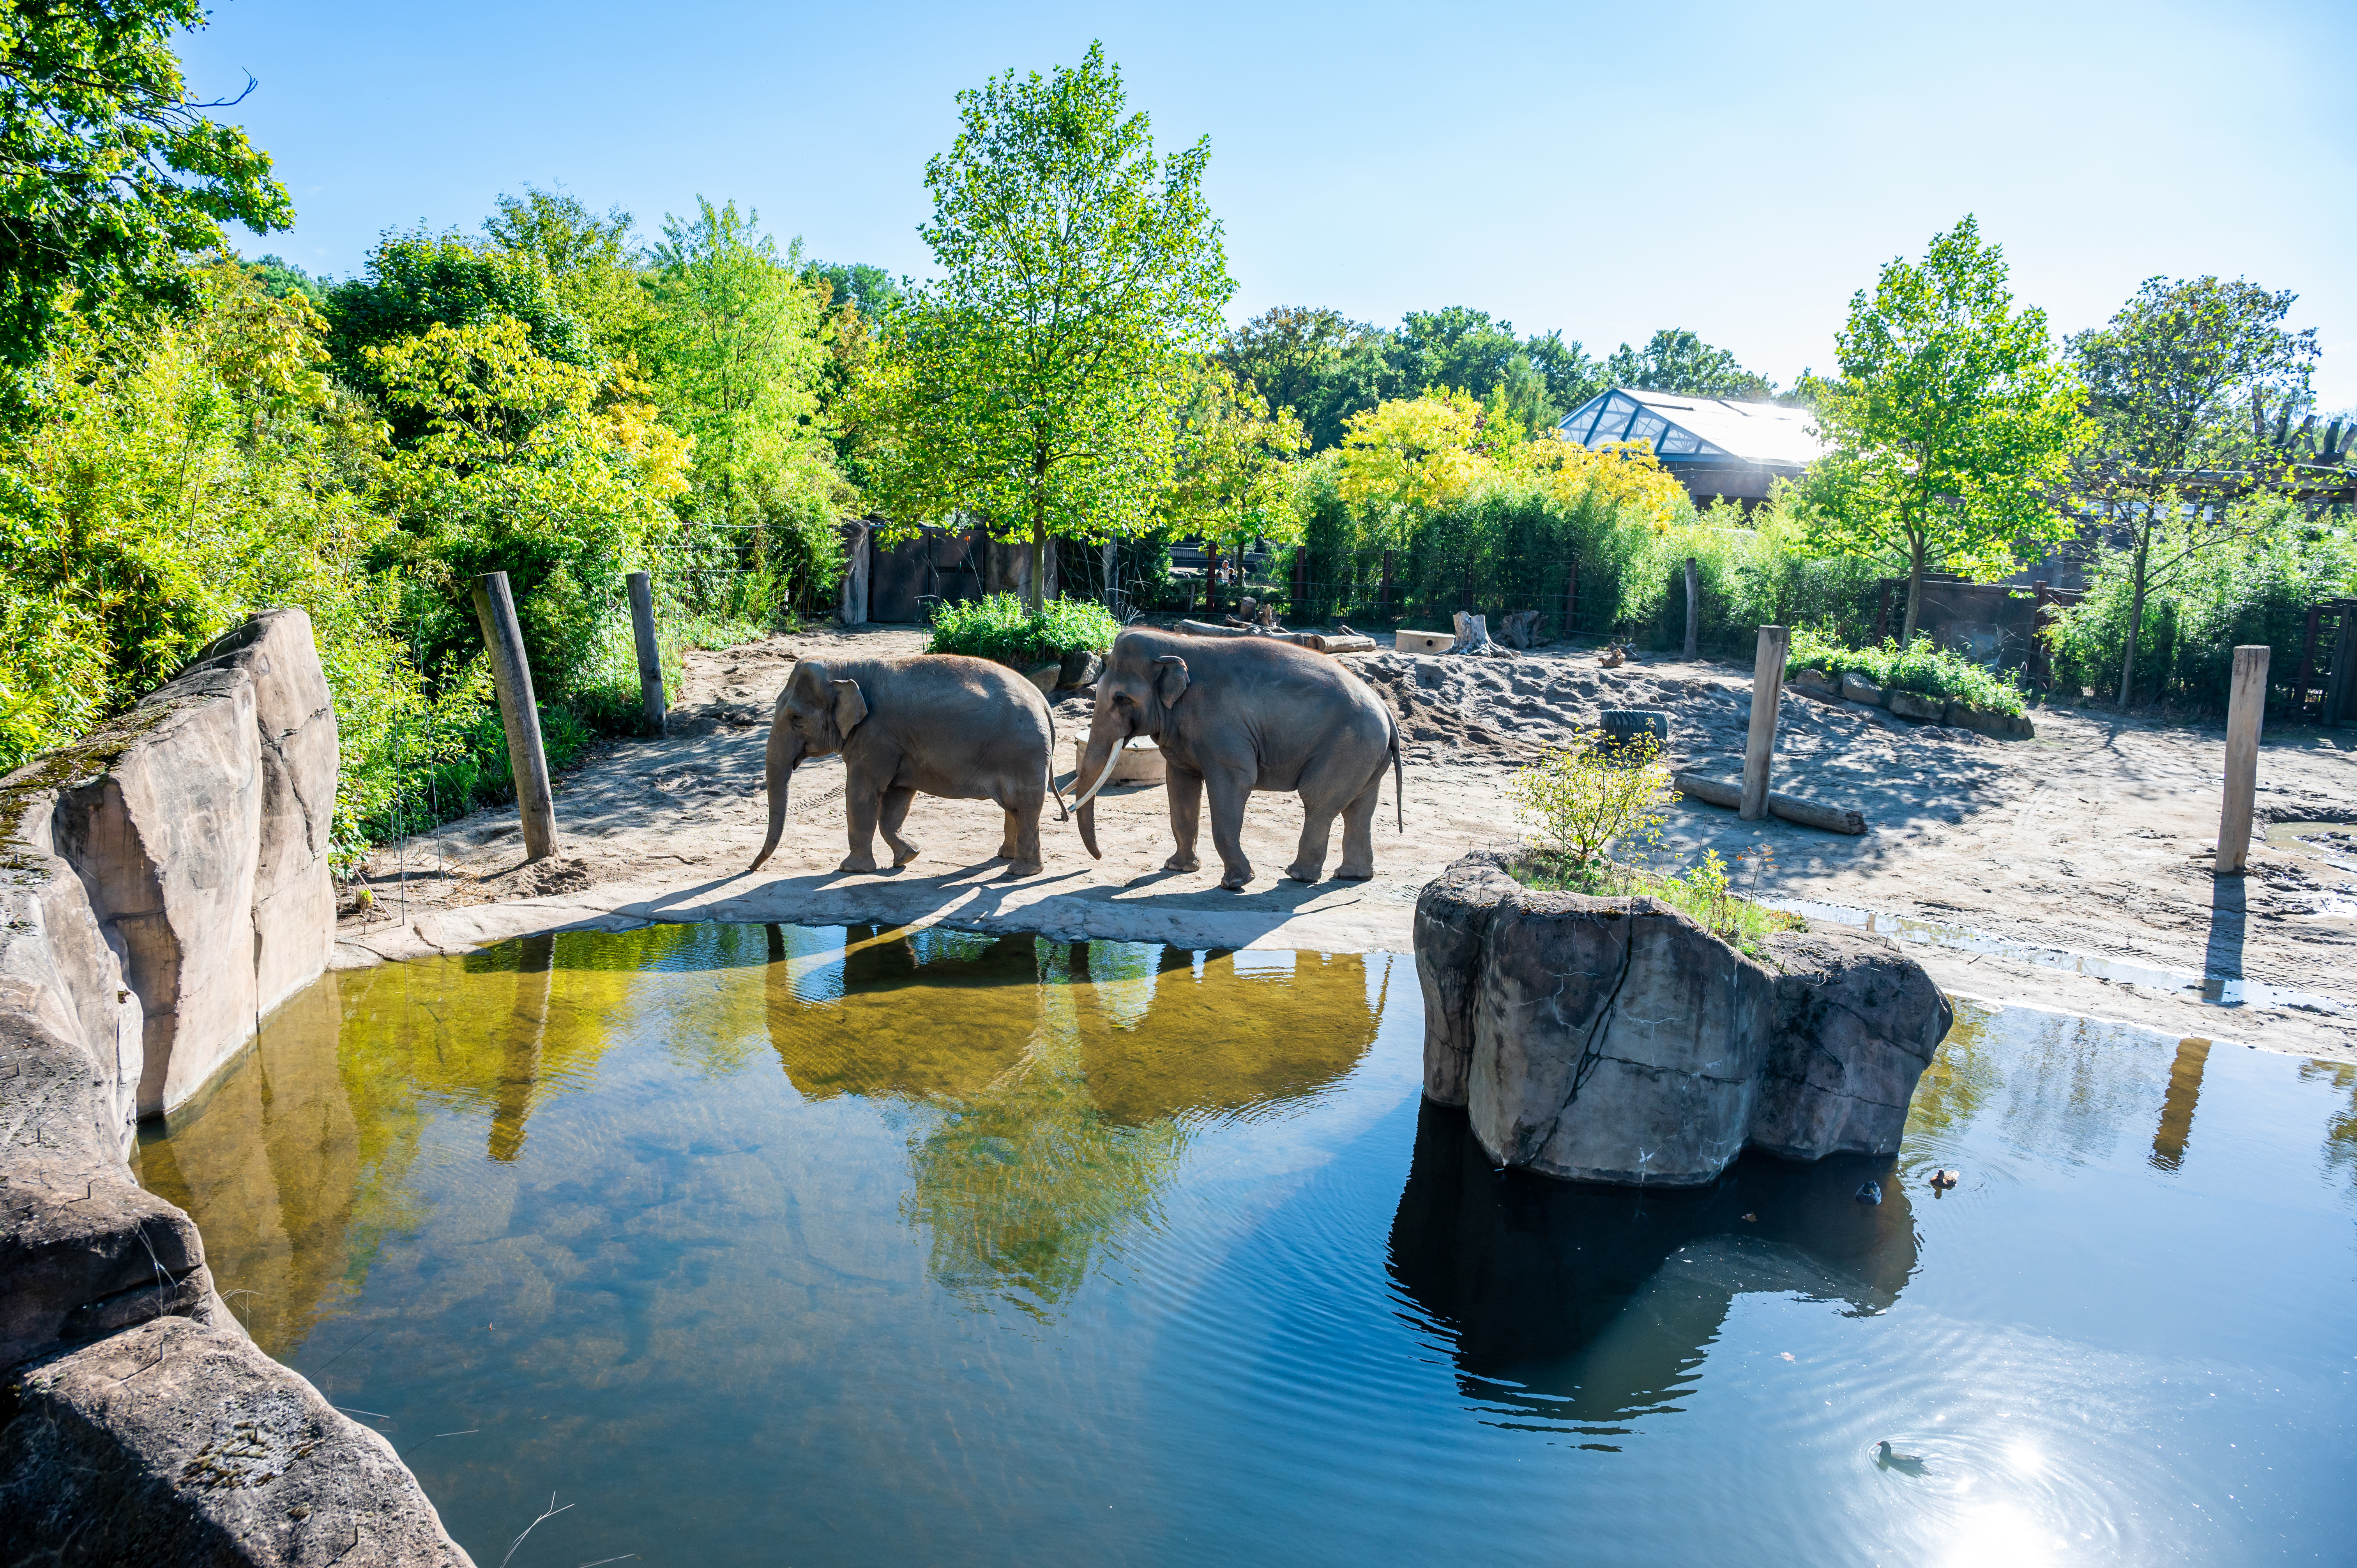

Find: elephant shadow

[1386,1102,1918,1431]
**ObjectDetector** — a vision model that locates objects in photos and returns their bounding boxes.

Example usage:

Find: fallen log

[1673,771,1867,835]
[1173,620,1373,654]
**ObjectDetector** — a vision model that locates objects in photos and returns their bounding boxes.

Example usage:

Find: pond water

[134,925,2357,1567]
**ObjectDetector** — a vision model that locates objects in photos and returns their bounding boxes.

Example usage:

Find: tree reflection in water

[767,927,1379,1316]
[1387,1103,1918,1434]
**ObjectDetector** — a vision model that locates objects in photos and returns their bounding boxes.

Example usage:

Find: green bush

[1787,625,2028,715]
[926,594,1122,668]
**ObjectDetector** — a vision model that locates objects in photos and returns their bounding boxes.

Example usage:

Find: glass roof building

[1557,388,1823,506]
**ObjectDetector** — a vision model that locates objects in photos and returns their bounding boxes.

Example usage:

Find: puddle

[134,925,2357,1566]
[1763,895,2352,1016]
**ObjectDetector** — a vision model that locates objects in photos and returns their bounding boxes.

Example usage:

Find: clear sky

[182,0,2357,407]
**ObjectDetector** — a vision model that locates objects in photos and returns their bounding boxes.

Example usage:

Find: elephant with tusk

[1072,628,1402,891]
[750,654,1057,878]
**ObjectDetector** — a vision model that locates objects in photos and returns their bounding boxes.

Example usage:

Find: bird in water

[1875,1440,1929,1475]
[1855,1180,1883,1205]
[1929,1169,1959,1190]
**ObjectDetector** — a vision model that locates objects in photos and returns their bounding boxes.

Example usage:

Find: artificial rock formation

[1,609,471,1564]
[1413,851,1949,1185]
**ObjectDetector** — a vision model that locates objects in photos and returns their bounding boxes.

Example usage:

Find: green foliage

[1803,215,2090,641]
[1604,328,1778,400]
[1504,729,1674,870]
[481,185,651,354]
[2044,500,2357,711]
[1786,625,2028,715]
[1512,845,1802,957]
[802,259,899,317]
[0,0,292,406]
[859,43,1233,605]
[1617,489,1883,651]
[924,594,1120,668]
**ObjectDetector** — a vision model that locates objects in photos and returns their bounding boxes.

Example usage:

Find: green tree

[1803,216,2090,642]
[1164,363,1305,578]
[1605,328,1776,400]
[2065,275,2320,703]
[802,259,899,317]
[482,184,650,354]
[858,43,1233,607]
[0,0,291,405]
[642,197,843,618]
[1524,329,1606,425]
[1219,305,1356,427]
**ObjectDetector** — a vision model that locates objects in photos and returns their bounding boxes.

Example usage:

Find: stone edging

[0,610,470,1566]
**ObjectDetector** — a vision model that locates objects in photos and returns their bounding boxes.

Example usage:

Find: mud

[341,624,2357,1060]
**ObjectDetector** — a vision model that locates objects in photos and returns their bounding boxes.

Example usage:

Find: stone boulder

[1414,851,1949,1186]
[0,1316,470,1566]
[1749,929,1952,1160]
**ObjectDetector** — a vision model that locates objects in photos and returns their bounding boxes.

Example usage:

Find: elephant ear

[1152,655,1189,708]
[831,678,869,736]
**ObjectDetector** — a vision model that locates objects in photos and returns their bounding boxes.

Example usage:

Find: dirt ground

[341,623,2357,1061]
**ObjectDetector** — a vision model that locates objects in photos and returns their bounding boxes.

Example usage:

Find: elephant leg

[1286,801,1338,884]
[1204,766,1256,891]
[1163,767,1204,873]
[997,810,1021,860]
[1337,776,1382,880]
[840,787,882,874]
[1000,789,1043,878]
[879,786,921,867]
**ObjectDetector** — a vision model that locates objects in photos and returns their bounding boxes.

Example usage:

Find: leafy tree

[322,228,593,441]
[641,198,843,618]
[1802,216,2090,642]
[858,43,1232,606]
[250,253,325,304]
[0,0,292,406]
[2065,276,2320,702]
[1219,305,1356,426]
[1524,329,1606,424]
[1336,390,1486,543]
[1163,363,1304,578]
[1605,328,1777,400]
[482,184,650,353]
[802,259,898,317]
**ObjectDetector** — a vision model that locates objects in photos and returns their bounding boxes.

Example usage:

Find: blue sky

[184,0,2357,406]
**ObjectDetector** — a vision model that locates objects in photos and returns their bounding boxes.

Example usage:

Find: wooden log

[1451,611,1490,651]
[1683,556,1700,659]
[626,570,666,738]
[1740,625,1790,821]
[470,570,558,862]
[2216,644,2269,873]
[1173,620,1374,655]
[1674,771,1866,835]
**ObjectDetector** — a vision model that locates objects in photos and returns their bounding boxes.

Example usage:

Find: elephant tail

[1391,716,1405,833]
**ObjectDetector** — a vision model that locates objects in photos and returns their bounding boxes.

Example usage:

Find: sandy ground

[340,623,2357,1061]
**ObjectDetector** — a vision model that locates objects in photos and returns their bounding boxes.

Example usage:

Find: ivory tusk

[1066,743,1126,819]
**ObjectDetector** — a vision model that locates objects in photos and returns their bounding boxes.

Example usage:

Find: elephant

[749,653,1057,878]
[1068,628,1402,890]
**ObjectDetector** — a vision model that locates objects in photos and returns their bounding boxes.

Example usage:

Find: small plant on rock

[1505,728,1675,880]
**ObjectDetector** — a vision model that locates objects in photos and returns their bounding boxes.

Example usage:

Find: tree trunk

[1900,536,1926,645]
[2117,528,2150,707]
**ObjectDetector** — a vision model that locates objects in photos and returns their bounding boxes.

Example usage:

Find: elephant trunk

[1071,726,1124,861]
[749,723,804,871]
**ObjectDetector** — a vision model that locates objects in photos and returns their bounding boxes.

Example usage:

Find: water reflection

[1388,1104,1916,1432]
[2149,1036,2211,1172]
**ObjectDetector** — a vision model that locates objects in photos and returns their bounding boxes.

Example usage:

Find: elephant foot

[1219,867,1253,892]
[889,842,923,867]
[837,855,880,874]
[1335,864,1375,881]
[1163,853,1201,873]
[1000,859,1043,880]
[1283,860,1324,884]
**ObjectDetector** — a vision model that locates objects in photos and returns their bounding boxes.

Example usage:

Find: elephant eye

[1112,692,1133,707]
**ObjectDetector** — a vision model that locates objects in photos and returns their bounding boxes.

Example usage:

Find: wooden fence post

[470,571,557,861]
[1740,625,1791,822]
[2215,645,2269,874]
[1682,556,1700,659]
[627,570,666,738]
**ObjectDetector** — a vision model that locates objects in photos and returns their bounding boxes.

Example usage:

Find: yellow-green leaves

[1337,390,1487,539]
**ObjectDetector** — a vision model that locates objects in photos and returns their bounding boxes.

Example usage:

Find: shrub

[926,594,1121,668]
[1786,625,2027,715]
[1504,729,1675,871]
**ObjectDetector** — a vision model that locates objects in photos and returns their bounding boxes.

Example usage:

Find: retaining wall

[0,609,471,1565]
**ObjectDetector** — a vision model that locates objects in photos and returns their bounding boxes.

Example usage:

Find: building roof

[1557,388,1823,468]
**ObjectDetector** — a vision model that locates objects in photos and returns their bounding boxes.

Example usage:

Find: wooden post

[627,570,666,738]
[1206,542,1221,615]
[470,571,558,862]
[2215,644,2268,875]
[1740,625,1790,821]
[1682,556,1700,659]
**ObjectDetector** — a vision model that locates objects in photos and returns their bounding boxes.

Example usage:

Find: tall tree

[0,0,291,407]
[1219,305,1354,425]
[1163,363,1304,578]
[1605,328,1776,400]
[482,184,650,353]
[2067,277,2318,703]
[859,43,1232,607]
[1803,216,2090,642]
[1523,330,1606,425]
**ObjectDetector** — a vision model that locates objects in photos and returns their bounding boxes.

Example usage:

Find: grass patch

[926,594,1121,668]
[1509,849,1805,959]
[1787,624,2028,715]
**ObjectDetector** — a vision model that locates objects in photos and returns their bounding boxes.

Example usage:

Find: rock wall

[0,609,474,1564]
[1413,851,1949,1186]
